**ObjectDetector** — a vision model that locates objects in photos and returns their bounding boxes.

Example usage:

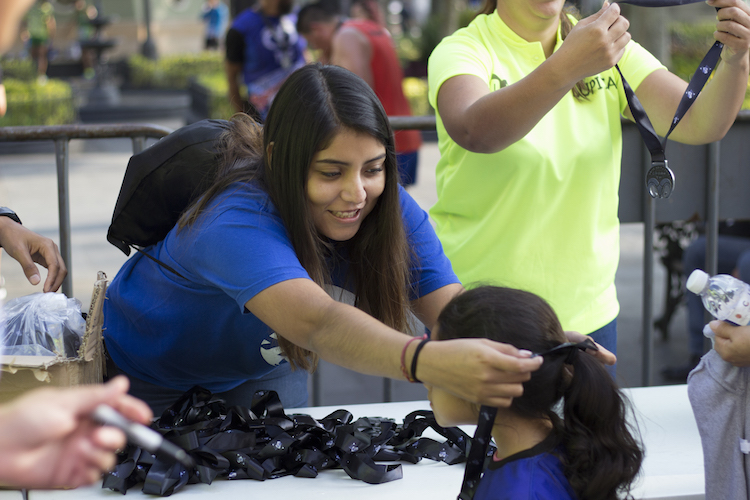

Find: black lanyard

[457,405,498,500]
[615,0,723,198]
[102,387,473,496]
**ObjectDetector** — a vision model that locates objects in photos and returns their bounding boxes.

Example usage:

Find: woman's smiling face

[306,128,387,241]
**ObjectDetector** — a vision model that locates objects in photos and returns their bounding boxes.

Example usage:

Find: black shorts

[205,37,219,50]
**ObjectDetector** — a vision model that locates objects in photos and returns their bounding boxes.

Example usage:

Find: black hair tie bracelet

[410,338,430,384]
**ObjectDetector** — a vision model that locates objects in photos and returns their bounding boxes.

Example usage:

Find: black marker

[93,404,196,469]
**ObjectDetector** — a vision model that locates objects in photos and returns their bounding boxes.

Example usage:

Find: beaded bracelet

[410,337,430,384]
[400,334,427,383]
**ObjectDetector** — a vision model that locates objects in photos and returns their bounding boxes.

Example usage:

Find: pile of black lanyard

[102,386,490,496]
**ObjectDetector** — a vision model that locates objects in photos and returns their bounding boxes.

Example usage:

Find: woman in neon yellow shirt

[428,0,750,365]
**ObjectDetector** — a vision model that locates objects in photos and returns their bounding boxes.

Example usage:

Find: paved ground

[0,116,693,407]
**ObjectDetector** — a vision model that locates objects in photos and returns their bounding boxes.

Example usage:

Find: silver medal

[646,161,675,199]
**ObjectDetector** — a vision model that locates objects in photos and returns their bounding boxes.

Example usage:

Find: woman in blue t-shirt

[105,64,603,416]
[428,286,643,500]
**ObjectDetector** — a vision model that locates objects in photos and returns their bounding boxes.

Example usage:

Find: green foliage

[403,77,431,116]
[398,4,477,65]
[0,78,76,126]
[0,59,36,81]
[128,53,223,89]
[396,37,421,66]
[194,72,244,120]
[414,14,447,64]
[669,22,750,110]
[669,22,716,81]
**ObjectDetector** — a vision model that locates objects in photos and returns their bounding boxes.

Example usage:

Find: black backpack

[107,119,230,257]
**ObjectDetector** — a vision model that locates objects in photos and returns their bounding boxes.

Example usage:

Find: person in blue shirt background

[201,0,229,50]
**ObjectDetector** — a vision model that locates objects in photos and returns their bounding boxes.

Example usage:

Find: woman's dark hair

[180,63,412,371]
[477,0,589,100]
[436,286,643,500]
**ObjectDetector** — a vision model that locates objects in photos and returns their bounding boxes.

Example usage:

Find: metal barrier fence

[0,123,174,299]
[1,114,748,389]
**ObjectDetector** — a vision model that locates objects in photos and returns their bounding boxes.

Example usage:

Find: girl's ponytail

[561,352,643,500]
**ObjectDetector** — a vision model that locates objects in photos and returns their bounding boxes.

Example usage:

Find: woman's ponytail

[561,352,643,500]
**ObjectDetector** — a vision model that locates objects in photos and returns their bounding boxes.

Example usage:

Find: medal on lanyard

[614,0,723,198]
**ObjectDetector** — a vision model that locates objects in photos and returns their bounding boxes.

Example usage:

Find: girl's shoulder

[477,452,576,499]
[478,436,576,500]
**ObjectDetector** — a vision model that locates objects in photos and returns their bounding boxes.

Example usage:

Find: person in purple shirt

[224,0,306,119]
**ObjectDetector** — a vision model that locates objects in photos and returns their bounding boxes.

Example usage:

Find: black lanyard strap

[103,387,474,496]
[457,405,498,500]
[613,0,723,198]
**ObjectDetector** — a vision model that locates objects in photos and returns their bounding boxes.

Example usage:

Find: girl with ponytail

[428,285,643,500]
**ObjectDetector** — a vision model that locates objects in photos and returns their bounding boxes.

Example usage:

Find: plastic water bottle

[686,269,750,326]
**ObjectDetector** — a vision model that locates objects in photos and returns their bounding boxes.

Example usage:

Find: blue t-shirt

[475,434,577,500]
[103,183,458,393]
[202,3,228,39]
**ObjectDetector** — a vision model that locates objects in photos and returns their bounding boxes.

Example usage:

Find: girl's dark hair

[180,63,412,371]
[477,0,589,100]
[436,286,643,500]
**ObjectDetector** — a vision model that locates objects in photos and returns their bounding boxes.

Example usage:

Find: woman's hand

[708,0,750,67]
[416,338,544,408]
[556,1,631,82]
[564,330,617,365]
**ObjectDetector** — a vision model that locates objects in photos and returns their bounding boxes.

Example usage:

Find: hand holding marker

[93,404,195,468]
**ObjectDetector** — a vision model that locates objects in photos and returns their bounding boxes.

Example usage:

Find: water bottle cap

[686,269,709,294]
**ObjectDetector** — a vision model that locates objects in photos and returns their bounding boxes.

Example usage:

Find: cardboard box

[0,271,108,403]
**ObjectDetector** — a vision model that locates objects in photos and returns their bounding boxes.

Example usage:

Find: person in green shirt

[428,0,750,371]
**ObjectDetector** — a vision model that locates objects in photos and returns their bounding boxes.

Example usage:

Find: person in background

[73,0,97,79]
[23,0,56,84]
[297,2,422,187]
[0,1,153,490]
[663,222,750,381]
[0,65,6,117]
[225,0,307,120]
[201,0,229,51]
[349,0,385,26]
[427,0,750,368]
[0,208,66,292]
[428,286,643,500]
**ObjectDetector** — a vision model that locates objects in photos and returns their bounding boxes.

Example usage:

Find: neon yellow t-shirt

[428,11,666,334]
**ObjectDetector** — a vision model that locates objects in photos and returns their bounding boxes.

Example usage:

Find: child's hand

[564,330,617,365]
[710,320,750,366]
